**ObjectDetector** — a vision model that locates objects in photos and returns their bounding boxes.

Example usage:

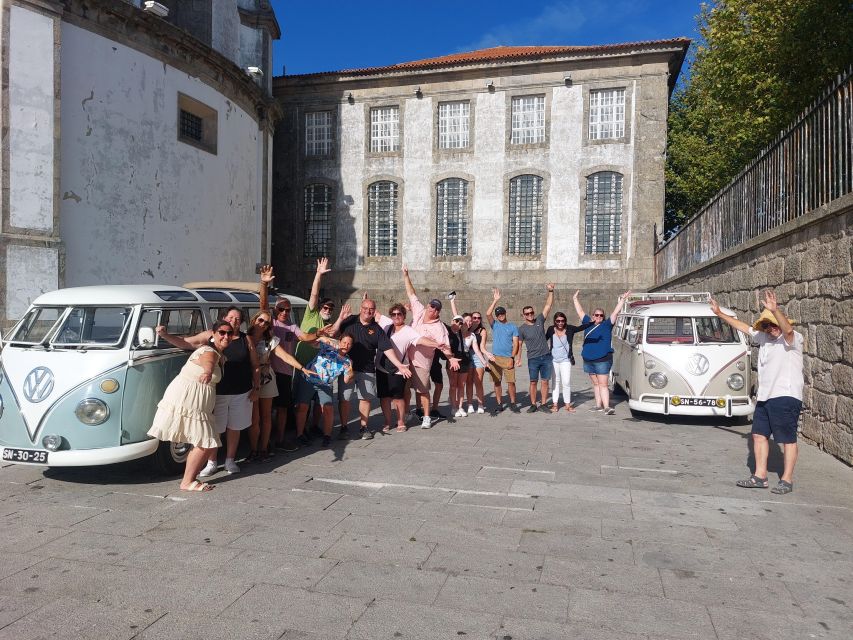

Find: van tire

[152,441,191,475]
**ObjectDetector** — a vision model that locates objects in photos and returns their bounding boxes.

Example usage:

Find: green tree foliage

[665,0,853,232]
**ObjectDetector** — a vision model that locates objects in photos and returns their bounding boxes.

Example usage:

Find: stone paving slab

[0,371,851,638]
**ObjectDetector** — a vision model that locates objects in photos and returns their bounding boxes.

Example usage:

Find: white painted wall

[5,245,58,319]
[58,22,264,287]
[9,5,54,232]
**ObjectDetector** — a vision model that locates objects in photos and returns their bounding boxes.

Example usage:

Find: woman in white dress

[148,321,234,491]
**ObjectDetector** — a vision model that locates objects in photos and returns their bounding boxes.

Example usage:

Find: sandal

[396,425,407,432]
[181,480,214,492]
[565,404,576,413]
[550,405,559,413]
[771,480,793,495]
[736,475,768,489]
[381,425,392,434]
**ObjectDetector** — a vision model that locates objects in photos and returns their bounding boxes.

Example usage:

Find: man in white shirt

[710,290,803,494]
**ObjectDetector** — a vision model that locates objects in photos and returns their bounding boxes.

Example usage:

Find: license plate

[670,396,724,408]
[2,448,49,464]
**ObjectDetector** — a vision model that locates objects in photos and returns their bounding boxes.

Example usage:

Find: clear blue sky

[270,1,704,77]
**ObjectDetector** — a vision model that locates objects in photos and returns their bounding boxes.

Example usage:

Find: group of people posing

[147,259,631,491]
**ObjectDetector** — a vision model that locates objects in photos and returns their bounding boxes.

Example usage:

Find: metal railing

[656,67,853,282]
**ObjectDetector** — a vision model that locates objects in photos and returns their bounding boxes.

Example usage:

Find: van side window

[163,309,204,336]
[695,317,738,344]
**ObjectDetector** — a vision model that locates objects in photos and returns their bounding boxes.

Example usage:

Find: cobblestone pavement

[0,374,851,640]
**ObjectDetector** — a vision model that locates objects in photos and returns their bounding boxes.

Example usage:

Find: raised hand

[338,303,352,319]
[316,257,331,274]
[402,265,409,276]
[762,289,778,311]
[573,290,580,299]
[361,291,368,301]
[492,288,501,301]
[709,298,721,315]
[155,325,167,336]
[260,265,275,284]
[546,283,555,292]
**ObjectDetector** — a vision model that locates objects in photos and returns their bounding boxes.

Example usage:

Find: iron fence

[656,67,853,282]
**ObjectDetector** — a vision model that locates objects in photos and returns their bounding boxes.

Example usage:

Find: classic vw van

[0,284,306,471]
[610,292,754,418]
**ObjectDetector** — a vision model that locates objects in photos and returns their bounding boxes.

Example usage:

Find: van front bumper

[630,395,754,417]
[0,439,159,467]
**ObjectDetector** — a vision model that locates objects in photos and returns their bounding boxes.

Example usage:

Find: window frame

[303,182,335,259]
[433,176,471,259]
[365,179,400,260]
[177,92,218,155]
[304,110,335,157]
[509,94,547,146]
[583,171,624,256]
[583,82,632,146]
[367,104,402,155]
[437,101,471,151]
[506,174,545,257]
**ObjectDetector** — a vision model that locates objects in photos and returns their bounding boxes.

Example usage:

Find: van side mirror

[627,329,639,346]
[137,327,156,347]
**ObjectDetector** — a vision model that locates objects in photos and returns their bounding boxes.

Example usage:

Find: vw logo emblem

[23,367,54,403]
[685,354,710,376]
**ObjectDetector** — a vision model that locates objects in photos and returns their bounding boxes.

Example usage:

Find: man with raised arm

[710,289,804,495]
[486,288,520,414]
[517,284,556,412]
[402,266,459,430]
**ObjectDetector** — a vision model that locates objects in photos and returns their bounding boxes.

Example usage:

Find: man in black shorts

[711,290,804,494]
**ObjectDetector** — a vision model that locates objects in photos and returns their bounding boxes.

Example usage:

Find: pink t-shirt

[377,315,421,364]
[408,294,449,370]
[271,320,302,375]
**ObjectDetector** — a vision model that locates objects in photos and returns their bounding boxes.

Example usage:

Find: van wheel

[152,441,191,475]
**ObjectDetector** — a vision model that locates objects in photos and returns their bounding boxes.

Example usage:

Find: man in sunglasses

[711,289,803,495]
[517,284,556,412]
[486,288,521,413]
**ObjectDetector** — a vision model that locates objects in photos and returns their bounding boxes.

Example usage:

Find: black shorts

[752,397,801,444]
[273,372,293,408]
[430,357,444,385]
[377,370,405,399]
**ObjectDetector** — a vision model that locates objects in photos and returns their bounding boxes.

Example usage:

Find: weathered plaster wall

[272,54,674,314]
[654,195,853,465]
[58,21,263,287]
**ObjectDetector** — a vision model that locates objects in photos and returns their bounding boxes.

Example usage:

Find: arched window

[507,175,543,255]
[367,181,398,256]
[303,184,333,258]
[435,178,469,256]
[585,172,623,254]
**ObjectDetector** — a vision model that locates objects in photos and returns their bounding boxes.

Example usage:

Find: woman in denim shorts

[573,289,631,415]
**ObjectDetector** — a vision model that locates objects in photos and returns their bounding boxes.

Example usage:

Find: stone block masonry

[654,194,853,465]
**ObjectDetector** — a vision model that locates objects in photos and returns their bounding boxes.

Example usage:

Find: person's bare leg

[597,374,610,409]
[589,374,602,407]
[322,405,334,437]
[392,398,407,428]
[182,446,212,489]
[248,402,260,453]
[540,379,549,406]
[418,391,431,416]
[474,368,485,407]
[338,399,350,434]
[529,381,537,406]
[494,383,504,407]
[294,404,309,437]
[274,408,286,445]
[259,398,273,453]
[781,443,798,483]
[465,371,474,408]
[508,382,517,404]
[358,399,371,430]
[752,434,770,479]
[432,383,443,414]
[380,397,393,427]
[225,428,240,461]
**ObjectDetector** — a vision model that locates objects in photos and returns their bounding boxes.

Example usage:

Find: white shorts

[213,391,253,433]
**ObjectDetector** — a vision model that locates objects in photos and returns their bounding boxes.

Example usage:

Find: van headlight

[75,398,109,425]
[648,372,668,389]
[42,434,62,451]
[727,374,745,391]
[644,360,655,370]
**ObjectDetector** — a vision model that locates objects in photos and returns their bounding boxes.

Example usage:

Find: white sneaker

[224,459,241,474]
[455,408,467,418]
[197,460,217,478]
[420,416,433,429]
[467,405,475,415]
[476,406,485,414]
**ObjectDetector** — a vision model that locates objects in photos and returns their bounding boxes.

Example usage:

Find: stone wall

[654,194,853,465]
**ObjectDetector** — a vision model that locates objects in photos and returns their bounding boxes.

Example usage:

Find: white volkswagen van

[610,292,754,418]
[0,284,306,472]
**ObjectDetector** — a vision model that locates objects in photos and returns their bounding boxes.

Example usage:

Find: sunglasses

[217,330,234,336]
[555,319,566,323]
[471,316,481,320]
[523,311,535,316]
[593,313,605,317]
[321,305,334,311]
[276,307,292,313]
[255,318,269,325]
[390,311,405,317]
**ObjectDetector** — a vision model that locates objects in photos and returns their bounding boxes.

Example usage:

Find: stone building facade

[0,0,280,328]
[655,194,853,464]
[271,40,689,314]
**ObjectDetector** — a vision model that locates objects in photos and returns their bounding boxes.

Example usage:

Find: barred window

[305,111,334,156]
[435,178,468,256]
[589,89,625,140]
[180,110,203,142]
[177,93,217,154]
[585,172,623,254]
[438,102,469,149]
[510,95,545,144]
[367,181,398,256]
[507,175,543,255]
[304,184,333,258]
[370,106,400,152]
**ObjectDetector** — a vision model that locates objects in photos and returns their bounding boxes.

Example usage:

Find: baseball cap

[429,299,442,311]
[452,314,464,322]
[495,306,507,315]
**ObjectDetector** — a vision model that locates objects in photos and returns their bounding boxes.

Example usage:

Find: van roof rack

[626,292,711,306]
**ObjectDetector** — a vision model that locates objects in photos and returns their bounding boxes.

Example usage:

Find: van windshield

[695,316,739,343]
[6,306,132,348]
[645,316,739,345]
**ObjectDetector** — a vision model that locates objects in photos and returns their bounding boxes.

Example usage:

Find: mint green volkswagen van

[0,284,305,472]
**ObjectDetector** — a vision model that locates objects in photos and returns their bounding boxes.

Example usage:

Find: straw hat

[752,309,795,331]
